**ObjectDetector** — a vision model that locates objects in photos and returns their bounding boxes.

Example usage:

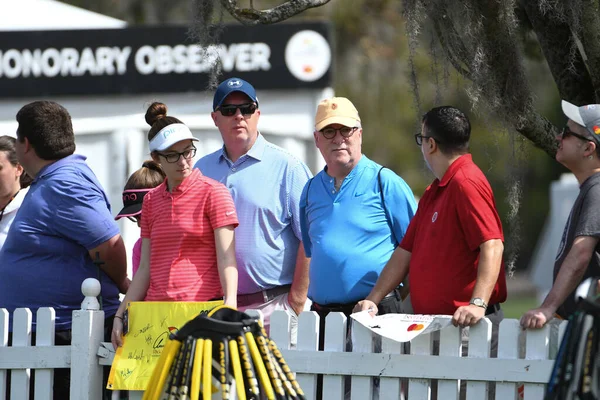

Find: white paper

[350,311,454,342]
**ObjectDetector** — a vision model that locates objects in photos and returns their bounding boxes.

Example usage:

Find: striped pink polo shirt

[141,168,238,301]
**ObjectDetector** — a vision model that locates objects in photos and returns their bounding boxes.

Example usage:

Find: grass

[501,295,540,320]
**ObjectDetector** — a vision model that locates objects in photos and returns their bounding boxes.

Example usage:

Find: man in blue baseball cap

[196,77,313,346]
[212,77,259,111]
[521,100,600,329]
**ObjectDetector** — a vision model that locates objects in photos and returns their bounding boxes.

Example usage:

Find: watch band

[469,297,488,309]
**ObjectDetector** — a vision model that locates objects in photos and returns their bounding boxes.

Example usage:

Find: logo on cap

[162,128,175,139]
[586,105,597,110]
[594,125,600,135]
[228,79,242,88]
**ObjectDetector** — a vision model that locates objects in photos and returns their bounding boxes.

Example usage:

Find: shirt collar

[438,153,472,187]
[580,170,600,188]
[164,168,201,195]
[218,133,266,164]
[34,154,86,183]
[323,154,368,184]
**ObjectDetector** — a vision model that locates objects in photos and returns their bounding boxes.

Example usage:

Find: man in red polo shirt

[355,106,507,329]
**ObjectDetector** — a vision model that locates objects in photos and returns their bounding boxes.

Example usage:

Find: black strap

[305,167,396,243]
[377,166,397,245]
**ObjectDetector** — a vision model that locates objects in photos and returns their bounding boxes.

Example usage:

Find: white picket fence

[0,279,105,400]
[0,279,566,399]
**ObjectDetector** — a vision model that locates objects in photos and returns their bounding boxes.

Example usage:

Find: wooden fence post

[70,278,104,400]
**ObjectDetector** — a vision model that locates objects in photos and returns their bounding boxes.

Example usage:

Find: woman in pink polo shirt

[112,102,239,348]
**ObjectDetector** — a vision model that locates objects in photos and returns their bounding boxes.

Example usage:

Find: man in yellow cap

[300,97,417,318]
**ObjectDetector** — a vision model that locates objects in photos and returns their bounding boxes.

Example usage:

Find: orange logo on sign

[407,323,425,332]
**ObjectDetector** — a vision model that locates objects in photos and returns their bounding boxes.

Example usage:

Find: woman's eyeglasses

[561,126,591,142]
[157,147,197,163]
[217,103,258,117]
[320,126,359,139]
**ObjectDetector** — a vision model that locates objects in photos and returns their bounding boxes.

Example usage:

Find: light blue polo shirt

[0,154,121,331]
[195,134,312,294]
[300,155,417,304]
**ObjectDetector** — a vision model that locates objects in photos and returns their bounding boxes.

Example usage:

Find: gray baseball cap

[561,100,600,143]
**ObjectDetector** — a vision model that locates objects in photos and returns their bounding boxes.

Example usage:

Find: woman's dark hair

[124,160,166,190]
[145,102,184,142]
[0,135,33,188]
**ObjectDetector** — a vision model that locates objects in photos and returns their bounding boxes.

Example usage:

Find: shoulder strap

[378,167,397,244]
[305,176,315,209]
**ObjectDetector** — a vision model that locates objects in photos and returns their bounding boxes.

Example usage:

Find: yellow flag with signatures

[107,300,222,391]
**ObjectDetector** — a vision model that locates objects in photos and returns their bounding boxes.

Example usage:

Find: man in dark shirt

[521,100,600,328]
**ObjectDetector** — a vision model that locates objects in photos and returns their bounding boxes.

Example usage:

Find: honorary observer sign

[0,22,331,98]
[0,43,271,78]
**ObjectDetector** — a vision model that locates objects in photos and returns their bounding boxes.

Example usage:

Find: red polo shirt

[400,154,507,315]
[141,169,238,302]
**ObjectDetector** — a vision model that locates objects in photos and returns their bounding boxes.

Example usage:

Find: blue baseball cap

[213,78,259,111]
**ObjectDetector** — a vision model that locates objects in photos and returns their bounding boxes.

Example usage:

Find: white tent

[0,1,330,276]
[0,0,126,31]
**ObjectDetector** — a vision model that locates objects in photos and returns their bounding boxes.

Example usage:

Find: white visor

[149,123,198,152]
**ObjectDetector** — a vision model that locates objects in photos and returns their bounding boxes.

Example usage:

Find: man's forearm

[289,242,310,301]
[90,234,128,291]
[366,246,410,304]
[471,239,503,303]
[540,249,590,313]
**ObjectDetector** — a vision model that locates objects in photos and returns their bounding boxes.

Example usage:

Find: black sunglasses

[414,133,442,146]
[218,103,257,117]
[561,126,591,142]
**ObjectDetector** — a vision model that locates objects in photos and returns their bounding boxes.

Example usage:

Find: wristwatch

[470,298,488,309]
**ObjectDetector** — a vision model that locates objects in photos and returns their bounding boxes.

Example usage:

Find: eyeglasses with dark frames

[157,146,197,163]
[414,133,442,146]
[217,103,258,117]
[320,126,359,139]
[561,126,592,142]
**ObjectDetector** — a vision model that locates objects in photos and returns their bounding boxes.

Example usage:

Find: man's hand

[353,300,378,316]
[287,289,306,316]
[452,304,486,327]
[520,307,554,329]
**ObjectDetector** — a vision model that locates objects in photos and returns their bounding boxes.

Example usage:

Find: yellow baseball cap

[315,97,361,131]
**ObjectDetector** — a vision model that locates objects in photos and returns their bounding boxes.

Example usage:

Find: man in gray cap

[521,100,600,329]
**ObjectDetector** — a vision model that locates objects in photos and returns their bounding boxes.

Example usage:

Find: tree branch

[521,0,595,105]
[580,0,600,101]
[514,110,558,157]
[220,0,332,25]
